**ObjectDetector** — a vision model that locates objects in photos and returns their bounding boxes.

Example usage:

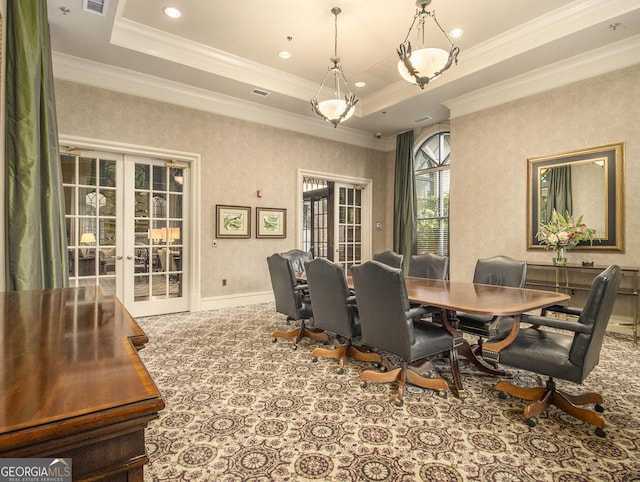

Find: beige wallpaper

[54,80,388,298]
[450,64,640,282]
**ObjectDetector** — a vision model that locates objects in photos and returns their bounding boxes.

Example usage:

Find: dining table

[344,275,570,398]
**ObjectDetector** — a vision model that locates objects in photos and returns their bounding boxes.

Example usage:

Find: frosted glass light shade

[397,47,449,84]
[317,99,355,123]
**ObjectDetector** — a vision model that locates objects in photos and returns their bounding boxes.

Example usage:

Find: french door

[300,172,370,271]
[62,151,189,317]
[334,183,363,271]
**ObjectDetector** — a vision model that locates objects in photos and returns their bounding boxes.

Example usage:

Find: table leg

[440,309,506,378]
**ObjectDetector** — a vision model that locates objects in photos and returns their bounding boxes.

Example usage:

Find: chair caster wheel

[525,418,536,427]
[438,390,448,398]
[595,403,604,413]
[360,381,368,389]
[312,357,318,363]
[595,427,606,438]
[498,391,508,399]
[272,338,277,343]
[292,344,298,350]
[393,398,404,407]
[337,367,344,375]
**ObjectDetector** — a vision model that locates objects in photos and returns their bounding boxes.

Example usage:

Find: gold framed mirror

[527,142,624,251]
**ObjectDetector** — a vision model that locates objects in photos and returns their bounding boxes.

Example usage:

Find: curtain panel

[5,0,68,289]
[393,131,417,272]
[546,166,573,221]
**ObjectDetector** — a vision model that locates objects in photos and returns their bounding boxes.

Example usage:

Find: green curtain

[5,0,68,290]
[393,131,416,273]
[546,166,573,221]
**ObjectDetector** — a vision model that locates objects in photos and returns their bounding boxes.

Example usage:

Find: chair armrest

[521,314,592,334]
[542,304,582,317]
[407,306,428,320]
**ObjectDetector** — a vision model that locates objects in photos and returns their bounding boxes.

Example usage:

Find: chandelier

[397,0,460,89]
[311,7,358,128]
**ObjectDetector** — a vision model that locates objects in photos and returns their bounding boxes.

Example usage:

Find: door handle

[126,256,133,260]
[116,255,123,260]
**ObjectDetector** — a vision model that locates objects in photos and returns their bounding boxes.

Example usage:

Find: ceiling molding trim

[359,0,640,116]
[52,52,382,151]
[444,35,640,119]
[110,17,328,103]
[456,0,639,73]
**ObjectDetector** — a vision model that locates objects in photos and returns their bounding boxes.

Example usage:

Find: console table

[0,287,164,481]
[525,262,639,344]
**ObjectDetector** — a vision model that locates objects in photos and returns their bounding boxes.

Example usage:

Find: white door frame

[297,169,372,262]
[59,135,201,315]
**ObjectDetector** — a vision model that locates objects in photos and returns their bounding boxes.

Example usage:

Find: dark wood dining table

[343,275,570,398]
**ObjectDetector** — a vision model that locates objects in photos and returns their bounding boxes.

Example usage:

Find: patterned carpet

[137,304,640,481]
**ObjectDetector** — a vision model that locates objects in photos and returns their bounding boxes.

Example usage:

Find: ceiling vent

[83,0,108,16]
[250,88,270,98]
[413,115,433,123]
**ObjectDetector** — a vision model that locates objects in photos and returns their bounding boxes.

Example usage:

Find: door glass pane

[136,163,184,300]
[64,154,118,296]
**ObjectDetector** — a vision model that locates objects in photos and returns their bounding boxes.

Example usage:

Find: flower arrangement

[537,209,597,249]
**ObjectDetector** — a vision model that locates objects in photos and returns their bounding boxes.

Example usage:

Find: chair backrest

[408,253,449,280]
[281,249,313,276]
[305,258,358,339]
[373,250,404,269]
[473,255,527,288]
[267,253,308,320]
[351,261,414,360]
[570,265,621,381]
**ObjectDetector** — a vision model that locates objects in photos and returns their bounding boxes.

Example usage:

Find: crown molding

[110,15,326,103]
[359,0,640,115]
[52,53,382,151]
[444,34,640,119]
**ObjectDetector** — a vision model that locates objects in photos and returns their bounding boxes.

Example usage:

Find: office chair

[372,250,404,269]
[482,265,621,437]
[408,253,449,280]
[305,258,382,374]
[456,255,527,345]
[266,253,328,349]
[280,249,313,277]
[351,261,456,405]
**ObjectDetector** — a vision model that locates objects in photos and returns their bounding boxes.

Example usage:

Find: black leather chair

[408,253,449,279]
[351,261,457,405]
[482,265,621,437]
[305,258,382,374]
[456,256,527,343]
[267,253,328,349]
[373,250,404,269]
[281,249,313,277]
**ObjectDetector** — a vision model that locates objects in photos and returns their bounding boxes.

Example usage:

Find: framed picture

[256,207,287,238]
[216,205,251,238]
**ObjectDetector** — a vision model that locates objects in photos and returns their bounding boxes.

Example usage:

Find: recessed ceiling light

[354,81,366,88]
[163,6,181,19]
[278,51,291,59]
[450,28,464,39]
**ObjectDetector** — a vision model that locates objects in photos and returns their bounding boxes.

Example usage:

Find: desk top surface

[402,277,570,315]
[0,287,164,445]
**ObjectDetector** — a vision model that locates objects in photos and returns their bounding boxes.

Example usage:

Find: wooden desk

[0,287,164,481]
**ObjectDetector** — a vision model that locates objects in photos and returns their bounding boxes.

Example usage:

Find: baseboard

[198,291,274,311]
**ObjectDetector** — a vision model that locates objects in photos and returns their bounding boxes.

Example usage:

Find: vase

[553,245,568,265]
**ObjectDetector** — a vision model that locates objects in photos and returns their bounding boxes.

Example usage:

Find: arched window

[414,132,450,256]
